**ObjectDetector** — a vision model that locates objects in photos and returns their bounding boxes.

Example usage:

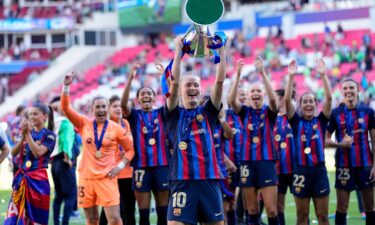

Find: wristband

[63,85,70,94]
[219,117,225,124]
[117,161,125,169]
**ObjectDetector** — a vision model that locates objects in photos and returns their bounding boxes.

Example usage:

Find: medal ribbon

[119,120,125,152]
[302,117,316,149]
[139,110,157,144]
[93,120,108,151]
[250,106,266,144]
[342,104,365,139]
[24,130,40,168]
[179,108,200,142]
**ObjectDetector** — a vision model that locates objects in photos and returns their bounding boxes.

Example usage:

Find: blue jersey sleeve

[327,109,338,133]
[369,108,375,130]
[0,136,5,149]
[41,131,56,154]
[267,106,278,121]
[202,98,221,129]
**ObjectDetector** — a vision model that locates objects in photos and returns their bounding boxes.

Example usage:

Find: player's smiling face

[109,100,122,121]
[300,93,316,119]
[342,80,358,103]
[29,107,47,129]
[249,83,265,109]
[137,87,155,111]
[237,88,248,104]
[180,76,201,109]
[92,99,108,123]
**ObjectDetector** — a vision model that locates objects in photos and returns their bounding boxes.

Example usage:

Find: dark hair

[136,86,156,98]
[50,96,61,104]
[275,89,296,99]
[109,95,121,106]
[342,78,359,90]
[91,96,107,109]
[15,105,26,116]
[32,103,55,131]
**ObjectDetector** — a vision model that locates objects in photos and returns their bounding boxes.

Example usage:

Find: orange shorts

[77,177,120,208]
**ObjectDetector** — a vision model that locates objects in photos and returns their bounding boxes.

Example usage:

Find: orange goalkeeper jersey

[61,94,134,179]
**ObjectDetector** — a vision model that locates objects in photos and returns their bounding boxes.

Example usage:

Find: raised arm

[228,59,244,114]
[210,47,226,109]
[255,57,277,112]
[219,110,234,139]
[285,60,297,119]
[60,72,85,130]
[121,63,141,117]
[167,37,183,111]
[317,59,332,118]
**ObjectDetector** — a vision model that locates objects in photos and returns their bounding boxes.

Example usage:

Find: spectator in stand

[365,46,373,71]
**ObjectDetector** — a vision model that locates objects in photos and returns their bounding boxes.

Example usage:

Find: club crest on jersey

[341,180,347,186]
[196,114,204,122]
[136,182,142,188]
[86,137,93,144]
[295,187,301,193]
[173,208,182,216]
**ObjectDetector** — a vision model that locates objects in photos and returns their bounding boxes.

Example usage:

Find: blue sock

[156,206,167,225]
[278,212,285,225]
[335,211,346,225]
[139,208,150,225]
[227,210,236,225]
[365,211,375,225]
[268,216,279,225]
[247,212,258,225]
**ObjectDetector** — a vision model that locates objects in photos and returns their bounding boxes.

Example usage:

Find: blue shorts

[335,167,374,191]
[278,173,293,194]
[220,179,235,201]
[240,161,278,188]
[167,180,224,224]
[292,164,330,198]
[228,170,240,189]
[132,166,169,192]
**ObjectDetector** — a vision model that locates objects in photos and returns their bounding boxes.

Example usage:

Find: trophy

[182,0,226,58]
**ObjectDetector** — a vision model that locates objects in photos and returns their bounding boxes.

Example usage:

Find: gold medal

[358,118,364,123]
[247,124,253,131]
[301,135,306,142]
[178,141,187,150]
[196,114,204,122]
[304,147,311,154]
[313,124,318,130]
[154,118,159,124]
[25,160,32,168]
[96,151,102,158]
[148,138,156,145]
[142,127,148,134]
[253,137,259,144]
[280,142,287,149]
[275,134,281,142]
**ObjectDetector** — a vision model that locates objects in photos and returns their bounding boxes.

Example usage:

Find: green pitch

[0,172,366,224]
[118,0,181,28]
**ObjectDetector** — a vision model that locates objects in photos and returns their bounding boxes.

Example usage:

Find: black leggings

[100,178,136,225]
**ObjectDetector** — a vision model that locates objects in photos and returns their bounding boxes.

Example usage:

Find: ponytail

[47,105,55,131]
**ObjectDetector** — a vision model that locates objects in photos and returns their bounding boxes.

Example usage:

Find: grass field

[0,172,366,225]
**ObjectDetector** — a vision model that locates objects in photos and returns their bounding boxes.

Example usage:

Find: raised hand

[235,58,245,78]
[20,118,31,135]
[174,36,183,49]
[288,60,297,76]
[130,62,141,79]
[316,58,326,76]
[255,56,266,74]
[155,63,165,75]
[64,72,75,86]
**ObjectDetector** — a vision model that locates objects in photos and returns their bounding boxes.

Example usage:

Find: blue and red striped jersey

[327,104,374,167]
[222,109,243,165]
[18,128,56,171]
[289,112,329,167]
[274,115,294,174]
[239,105,278,161]
[165,99,222,180]
[126,107,169,168]
[214,124,227,178]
